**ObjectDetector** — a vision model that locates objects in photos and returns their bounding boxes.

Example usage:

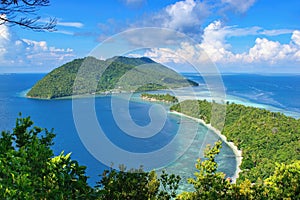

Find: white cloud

[163,0,209,32]
[291,30,300,46]
[137,21,300,70]
[261,29,294,36]
[131,0,211,35]
[0,24,74,70]
[0,23,9,58]
[129,0,258,37]
[197,21,300,65]
[57,22,84,28]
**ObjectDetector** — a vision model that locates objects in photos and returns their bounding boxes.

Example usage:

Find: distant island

[26,56,198,99]
[141,93,179,103]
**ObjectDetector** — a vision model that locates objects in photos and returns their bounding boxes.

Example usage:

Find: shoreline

[169,110,242,183]
[140,96,176,104]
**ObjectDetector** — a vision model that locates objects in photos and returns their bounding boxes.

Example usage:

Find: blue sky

[0,0,300,73]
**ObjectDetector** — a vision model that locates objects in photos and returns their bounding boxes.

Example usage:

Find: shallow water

[1,73,299,188]
[0,73,237,186]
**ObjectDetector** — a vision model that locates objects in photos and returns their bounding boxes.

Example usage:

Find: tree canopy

[171,100,300,182]
[1,114,299,199]
[0,114,93,199]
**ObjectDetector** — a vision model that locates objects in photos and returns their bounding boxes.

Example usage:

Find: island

[26,56,198,99]
[141,93,179,103]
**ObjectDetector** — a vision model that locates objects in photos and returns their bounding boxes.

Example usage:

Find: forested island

[26,56,198,99]
[141,93,179,103]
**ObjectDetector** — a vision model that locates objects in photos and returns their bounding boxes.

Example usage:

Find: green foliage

[171,100,300,182]
[157,170,181,199]
[264,161,300,199]
[170,99,212,123]
[27,56,198,99]
[0,114,93,199]
[0,115,181,199]
[96,167,159,200]
[96,166,180,200]
[177,141,300,200]
[178,141,234,199]
[1,116,300,199]
[141,93,179,103]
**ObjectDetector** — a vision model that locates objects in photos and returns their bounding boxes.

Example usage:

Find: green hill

[26,56,198,99]
[170,100,300,182]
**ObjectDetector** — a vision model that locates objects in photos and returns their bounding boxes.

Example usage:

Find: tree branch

[0,0,56,31]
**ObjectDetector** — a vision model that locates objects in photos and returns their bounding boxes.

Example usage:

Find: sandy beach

[170,110,243,183]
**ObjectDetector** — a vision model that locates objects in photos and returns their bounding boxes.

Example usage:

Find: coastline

[169,110,242,183]
[140,96,175,104]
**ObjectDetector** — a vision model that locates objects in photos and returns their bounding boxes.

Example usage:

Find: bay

[1,73,299,188]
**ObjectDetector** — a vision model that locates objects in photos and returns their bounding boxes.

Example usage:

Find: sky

[0,0,300,73]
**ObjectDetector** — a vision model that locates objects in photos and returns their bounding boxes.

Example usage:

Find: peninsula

[170,100,300,182]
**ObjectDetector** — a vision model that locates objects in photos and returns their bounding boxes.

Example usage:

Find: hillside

[170,100,300,182]
[26,56,198,99]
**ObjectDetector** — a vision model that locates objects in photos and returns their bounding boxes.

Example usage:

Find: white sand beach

[170,110,243,183]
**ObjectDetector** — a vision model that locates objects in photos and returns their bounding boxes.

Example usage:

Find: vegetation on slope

[0,116,299,199]
[26,56,198,99]
[170,100,300,182]
[0,115,93,199]
[178,141,300,200]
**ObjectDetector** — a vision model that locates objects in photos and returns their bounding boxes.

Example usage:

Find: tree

[0,115,94,199]
[264,161,300,199]
[177,141,234,200]
[0,0,56,31]
[96,166,181,200]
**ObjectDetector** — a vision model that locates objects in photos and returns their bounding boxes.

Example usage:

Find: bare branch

[0,0,56,31]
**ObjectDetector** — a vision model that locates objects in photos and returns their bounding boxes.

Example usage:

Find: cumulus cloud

[138,21,300,69]
[250,31,300,63]
[199,21,300,65]
[128,0,210,36]
[291,30,300,46]
[162,0,210,32]
[129,0,258,37]
[0,24,74,69]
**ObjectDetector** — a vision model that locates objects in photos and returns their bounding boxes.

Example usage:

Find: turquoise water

[0,73,236,188]
[1,73,299,189]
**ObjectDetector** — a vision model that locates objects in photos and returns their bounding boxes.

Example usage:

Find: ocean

[0,73,299,188]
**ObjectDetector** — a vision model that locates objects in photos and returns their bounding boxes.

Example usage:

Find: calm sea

[0,73,299,187]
